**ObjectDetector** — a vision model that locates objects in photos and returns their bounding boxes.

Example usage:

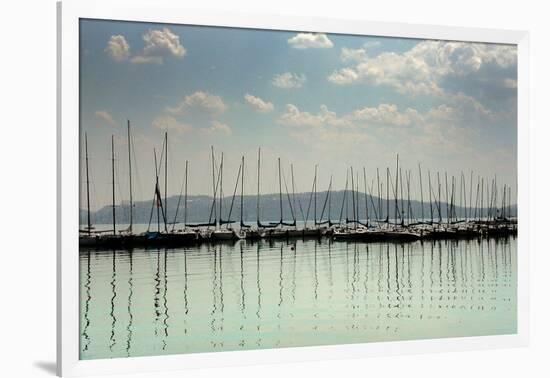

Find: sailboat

[209,149,240,241]
[168,160,200,244]
[265,157,298,239]
[242,148,272,239]
[379,155,421,242]
[79,132,100,247]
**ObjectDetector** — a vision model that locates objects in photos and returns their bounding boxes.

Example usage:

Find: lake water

[79,236,517,360]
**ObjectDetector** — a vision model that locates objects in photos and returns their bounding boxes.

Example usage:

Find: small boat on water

[384,228,422,242]
[242,228,264,240]
[210,229,240,241]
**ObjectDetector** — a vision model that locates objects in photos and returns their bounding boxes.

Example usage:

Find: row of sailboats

[80,128,517,249]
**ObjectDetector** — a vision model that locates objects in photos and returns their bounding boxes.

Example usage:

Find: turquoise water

[79,237,516,360]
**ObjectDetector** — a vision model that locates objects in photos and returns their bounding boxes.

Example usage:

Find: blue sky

[80,19,517,210]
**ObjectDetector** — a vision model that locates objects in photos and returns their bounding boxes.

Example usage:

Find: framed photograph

[57,0,529,376]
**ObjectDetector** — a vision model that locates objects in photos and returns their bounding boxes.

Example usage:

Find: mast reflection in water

[79,237,516,360]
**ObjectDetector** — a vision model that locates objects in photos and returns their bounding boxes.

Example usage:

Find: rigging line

[363,167,369,226]
[225,162,242,227]
[156,136,166,178]
[418,163,424,222]
[318,176,332,223]
[146,150,158,232]
[387,170,403,222]
[351,167,356,224]
[291,165,306,224]
[339,170,349,224]
[207,155,223,224]
[171,160,188,231]
[400,167,404,224]
[427,170,433,223]
[129,133,144,205]
[410,170,416,223]
[367,179,381,222]
[281,166,296,222]
[304,173,316,227]
[114,158,126,214]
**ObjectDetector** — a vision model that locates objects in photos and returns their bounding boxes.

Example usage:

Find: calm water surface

[79,237,516,360]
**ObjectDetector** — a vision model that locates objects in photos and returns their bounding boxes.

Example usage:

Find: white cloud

[94,110,116,126]
[203,121,232,135]
[328,40,517,96]
[279,104,352,128]
[141,28,186,57]
[244,94,274,113]
[426,92,495,123]
[152,115,193,133]
[105,29,185,65]
[288,33,334,49]
[339,42,380,63]
[130,28,187,64]
[155,91,231,137]
[166,91,228,114]
[279,104,323,127]
[279,97,496,131]
[326,67,359,85]
[279,103,425,129]
[104,35,130,62]
[340,47,368,63]
[272,72,306,89]
[351,104,423,127]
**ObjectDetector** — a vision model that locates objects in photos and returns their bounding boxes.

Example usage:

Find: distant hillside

[80,190,517,225]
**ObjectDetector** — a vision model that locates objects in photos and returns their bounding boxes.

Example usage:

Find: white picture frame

[57,0,530,376]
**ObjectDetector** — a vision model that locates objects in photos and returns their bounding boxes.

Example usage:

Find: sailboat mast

[363,167,368,227]
[474,176,480,221]
[395,155,399,225]
[355,171,359,228]
[127,120,133,234]
[437,172,442,223]
[85,132,91,235]
[400,168,404,225]
[453,176,456,221]
[461,172,466,220]
[164,132,168,226]
[279,158,283,224]
[154,149,160,232]
[241,156,244,226]
[504,186,507,219]
[428,170,433,223]
[350,167,357,228]
[291,163,297,227]
[445,172,449,224]
[479,177,485,220]
[328,175,332,224]
[111,135,116,235]
[377,168,381,220]
[406,171,411,225]
[469,171,473,220]
[211,146,217,226]
[386,168,390,223]
[219,153,224,229]
[508,186,512,219]
[184,160,188,229]
[314,165,318,225]
[257,148,261,225]
[418,164,424,222]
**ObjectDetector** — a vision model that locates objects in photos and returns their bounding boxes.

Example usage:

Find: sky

[79,19,518,211]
